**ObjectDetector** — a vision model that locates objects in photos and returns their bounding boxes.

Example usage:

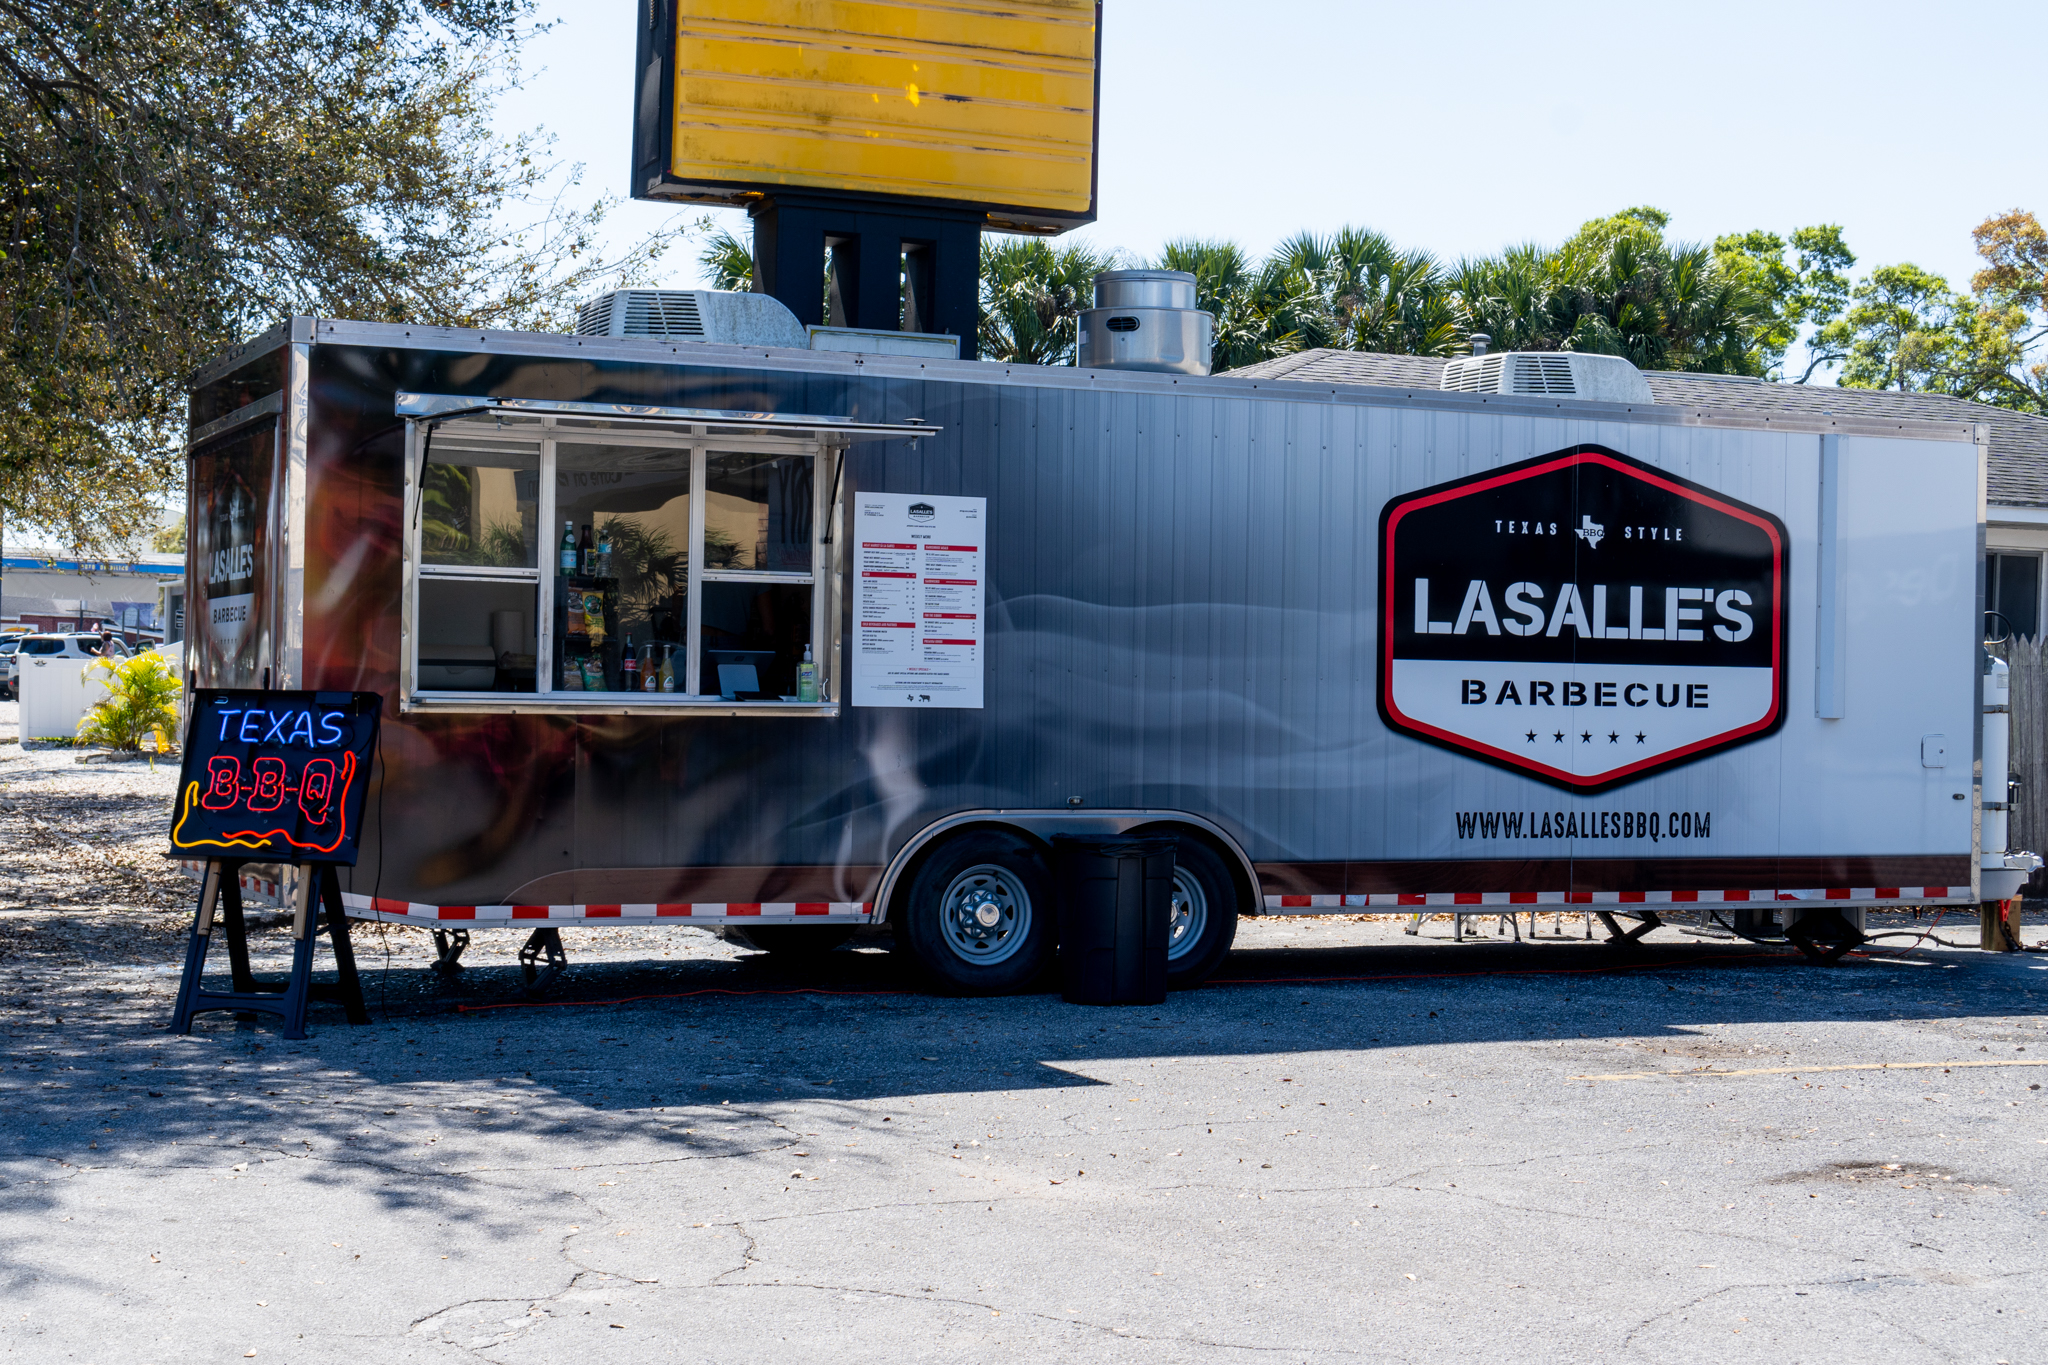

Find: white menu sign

[851,492,986,709]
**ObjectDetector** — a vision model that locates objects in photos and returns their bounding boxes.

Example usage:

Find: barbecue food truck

[179,292,2022,994]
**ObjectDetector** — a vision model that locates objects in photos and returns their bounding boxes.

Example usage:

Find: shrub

[77,652,182,759]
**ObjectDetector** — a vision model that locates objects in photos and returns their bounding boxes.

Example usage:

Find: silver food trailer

[178,297,2023,993]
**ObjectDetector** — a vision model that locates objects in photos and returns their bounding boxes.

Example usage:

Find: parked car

[20,632,128,657]
[0,637,19,700]
[6,632,133,701]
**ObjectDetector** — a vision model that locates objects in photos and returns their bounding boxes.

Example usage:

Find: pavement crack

[696,1282,1368,1354]
[709,1221,761,1284]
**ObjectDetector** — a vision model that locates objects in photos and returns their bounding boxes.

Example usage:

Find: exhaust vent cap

[1079,270,1212,376]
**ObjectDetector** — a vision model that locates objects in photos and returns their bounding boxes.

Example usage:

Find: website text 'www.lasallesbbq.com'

[1454,810,1711,841]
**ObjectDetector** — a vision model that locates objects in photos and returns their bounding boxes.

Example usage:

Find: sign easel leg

[275,871,323,1039]
[171,860,233,1035]
[221,871,258,995]
[165,860,367,1038]
[318,866,369,1025]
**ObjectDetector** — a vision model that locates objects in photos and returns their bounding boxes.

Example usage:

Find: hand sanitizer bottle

[796,644,819,703]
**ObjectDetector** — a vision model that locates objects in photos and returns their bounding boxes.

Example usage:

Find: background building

[1,546,184,645]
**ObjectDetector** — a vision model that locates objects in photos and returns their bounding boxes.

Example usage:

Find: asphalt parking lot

[4,887,2047,1364]
[6,696,2047,1362]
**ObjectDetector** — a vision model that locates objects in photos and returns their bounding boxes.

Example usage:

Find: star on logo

[1526,730,1538,743]
[1608,731,1620,743]
[1574,514,1605,550]
[1635,732,1647,743]
[1553,731,1565,742]
[1580,731,1592,742]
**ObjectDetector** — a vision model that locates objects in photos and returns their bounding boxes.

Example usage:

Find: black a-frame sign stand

[170,860,368,1039]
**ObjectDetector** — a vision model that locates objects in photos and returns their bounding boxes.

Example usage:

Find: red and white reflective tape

[338,895,874,924]
[1264,887,1962,910]
[176,860,285,904]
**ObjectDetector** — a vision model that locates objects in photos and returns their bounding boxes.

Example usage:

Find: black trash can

[1052,835,1176,1006]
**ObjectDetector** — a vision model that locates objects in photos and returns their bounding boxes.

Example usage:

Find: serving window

[398,400,896,715]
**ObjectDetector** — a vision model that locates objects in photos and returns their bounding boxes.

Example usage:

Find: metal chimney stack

[1078,270,1214,376]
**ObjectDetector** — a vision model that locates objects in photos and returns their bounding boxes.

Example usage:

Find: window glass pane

[1996,553,2041,639]
[417,580,538,692]
[421,439,540,568]
[700,582,813,699]
[705,451,815,573]
[555,443,692,692]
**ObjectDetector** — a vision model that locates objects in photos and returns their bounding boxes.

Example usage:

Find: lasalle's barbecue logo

[1377,444,1788,792]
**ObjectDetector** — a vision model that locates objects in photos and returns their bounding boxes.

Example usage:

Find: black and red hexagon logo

[1377,444,1789,792]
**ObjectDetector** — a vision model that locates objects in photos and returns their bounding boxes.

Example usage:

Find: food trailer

[179,306,2011,993]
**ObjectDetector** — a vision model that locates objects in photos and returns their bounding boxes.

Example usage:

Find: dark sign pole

[167,689,381,1039]
[749,192,984,356]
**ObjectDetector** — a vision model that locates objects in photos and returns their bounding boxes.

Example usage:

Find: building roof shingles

[1224,349,2048,509]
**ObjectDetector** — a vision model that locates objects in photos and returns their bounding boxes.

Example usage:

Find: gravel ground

[5,703,2047,1362]
[0,700,197,974]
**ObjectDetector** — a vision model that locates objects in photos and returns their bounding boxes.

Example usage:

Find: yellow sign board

[633,0,1099,232]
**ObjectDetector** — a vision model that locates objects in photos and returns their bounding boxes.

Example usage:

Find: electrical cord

[1860,908,1949,952]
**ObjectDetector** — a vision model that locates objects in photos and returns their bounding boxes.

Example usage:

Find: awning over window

[395,393,937,443]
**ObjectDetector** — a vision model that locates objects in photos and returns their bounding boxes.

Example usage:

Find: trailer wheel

[1156,833,1239,989]
[899,830,1055,994]
[723,925,855,957]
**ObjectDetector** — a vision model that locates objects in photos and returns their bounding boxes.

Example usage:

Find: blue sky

[506,1,2044,337]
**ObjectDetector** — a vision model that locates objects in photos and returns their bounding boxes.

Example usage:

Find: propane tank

[1980,655,2042,946]
[1984,657,2011,863]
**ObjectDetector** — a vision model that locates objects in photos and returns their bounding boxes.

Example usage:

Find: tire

[898,829,1056,995]
[1146,830,1240,989]
[722,925,856,957]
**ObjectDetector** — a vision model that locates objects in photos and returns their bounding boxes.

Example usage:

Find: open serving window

[397,394,934,715]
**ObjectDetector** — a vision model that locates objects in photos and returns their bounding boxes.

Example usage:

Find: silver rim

[939,863,1033,966]
[1169,867,1208,962]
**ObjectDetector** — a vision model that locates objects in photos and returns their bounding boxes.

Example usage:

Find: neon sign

[170,691,381,863]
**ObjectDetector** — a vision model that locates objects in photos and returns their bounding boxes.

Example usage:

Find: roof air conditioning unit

[1440,351,1653,404]
[1078,270,1214,376]
[574,290,806,349]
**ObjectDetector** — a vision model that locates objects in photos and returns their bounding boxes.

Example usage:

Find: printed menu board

[851,492,986,709]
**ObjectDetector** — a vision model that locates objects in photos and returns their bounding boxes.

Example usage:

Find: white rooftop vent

[1440,351,1653,404]
[574,289,805,349]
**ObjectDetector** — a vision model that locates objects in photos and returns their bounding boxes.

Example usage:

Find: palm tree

[1445,215,1772,375]
[1164,229,1464,370]
[696,219,754,293]
[1157,238,1324,370]
[978,237,1120,365]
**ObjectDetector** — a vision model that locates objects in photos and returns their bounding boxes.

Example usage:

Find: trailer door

[188,397,282,688]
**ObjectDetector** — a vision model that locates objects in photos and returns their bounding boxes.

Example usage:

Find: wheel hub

[1168,867,1208,963]
[938,864,1032,965]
